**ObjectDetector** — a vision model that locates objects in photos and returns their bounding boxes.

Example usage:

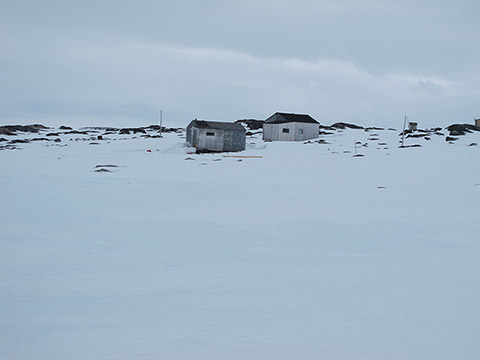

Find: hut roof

[189,120,245,131]
[265,112,319,124]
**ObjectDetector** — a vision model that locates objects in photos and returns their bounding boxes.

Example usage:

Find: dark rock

[450,129,468,136]
[30,138,50,142]
[9,139,30,144]
[0,124,49,135]
[86,127,120,132]
[407,133,428,138]
[95,168,112,173]
[59,126,73,130]
[353,154,365,157]
[366,127,385,131]
[446,136,458,142]
[0,145,18,150]
[446,123,480,136]
[331,122,364,130]
[235,119,264,130]
[46,132,60,136]
[119,128,147,134]
[54,138,61,142]
[0,138,7,142]
[399,144,422,148]
[64,130,89,135]
[319,131,334,135]
[319,125,336,131]
[469,143,477,146]
[95,164,118,168]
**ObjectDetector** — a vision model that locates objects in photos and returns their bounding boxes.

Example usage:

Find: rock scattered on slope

[235,119,265,130]
[0,124,49,135]
[331,122,364,130]
[445,136,458,142]
[446,124,480,136]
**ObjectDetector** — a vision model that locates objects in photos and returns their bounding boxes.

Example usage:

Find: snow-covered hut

[186,120,246,152]
[475,118,480,128]
[262,112,319,141]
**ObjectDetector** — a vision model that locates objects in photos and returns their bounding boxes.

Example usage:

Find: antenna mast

[401,115,407,147]
[159,109,163,137]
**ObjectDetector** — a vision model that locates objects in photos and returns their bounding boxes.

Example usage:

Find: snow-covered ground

[1,126,480,359]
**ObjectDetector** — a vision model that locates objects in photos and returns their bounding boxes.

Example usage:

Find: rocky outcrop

[331,122,364,130]
[446,124,480,136]
[235,119,265,130]
[0,124,49,135]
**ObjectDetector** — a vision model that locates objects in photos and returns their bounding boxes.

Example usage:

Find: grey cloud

[1,1,479,127]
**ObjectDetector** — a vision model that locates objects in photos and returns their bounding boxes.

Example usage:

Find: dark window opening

[298,129,304,134]
[206,132,215,136]
[282,128,290,133]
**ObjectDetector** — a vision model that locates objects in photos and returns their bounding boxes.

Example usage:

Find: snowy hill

[1,124,480,359]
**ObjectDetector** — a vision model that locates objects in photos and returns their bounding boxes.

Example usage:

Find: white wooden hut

[186,120,246,152]
[263,112,319,141]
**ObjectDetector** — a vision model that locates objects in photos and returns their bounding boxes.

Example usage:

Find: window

[282,128,290,133]
[298,129,304,135]
[206,131,215,136]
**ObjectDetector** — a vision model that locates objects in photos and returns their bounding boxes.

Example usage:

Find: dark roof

[265,112,319,124]
[188,120,245,131]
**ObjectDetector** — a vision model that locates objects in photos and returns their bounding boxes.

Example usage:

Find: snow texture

[1,126,480,359]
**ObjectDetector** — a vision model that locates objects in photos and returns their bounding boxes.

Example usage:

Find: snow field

[1,128,479,359]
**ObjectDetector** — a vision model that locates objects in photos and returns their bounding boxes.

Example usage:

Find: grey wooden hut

[186,120,246,152]
[263,112,319,141]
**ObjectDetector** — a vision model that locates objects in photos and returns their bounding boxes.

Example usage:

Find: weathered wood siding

[263,122,319,141]
[223,129,246,152]
[187,124,246,152]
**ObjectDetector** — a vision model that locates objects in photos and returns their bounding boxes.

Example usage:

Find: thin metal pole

[159,109,163,137]
[401,115,407,147]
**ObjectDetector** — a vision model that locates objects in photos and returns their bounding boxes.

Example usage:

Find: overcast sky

[1,0,479,128]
